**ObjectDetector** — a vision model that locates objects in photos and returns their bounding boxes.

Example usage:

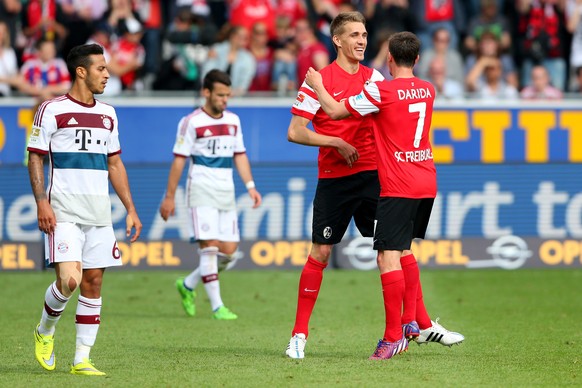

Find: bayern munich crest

[102,116,112,129]
[57,242,69,254]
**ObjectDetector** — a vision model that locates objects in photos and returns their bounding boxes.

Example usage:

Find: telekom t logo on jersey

[75,129,92,151]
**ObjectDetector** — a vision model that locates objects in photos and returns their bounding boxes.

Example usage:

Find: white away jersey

[27,94,121,225]
[173,108,246,210]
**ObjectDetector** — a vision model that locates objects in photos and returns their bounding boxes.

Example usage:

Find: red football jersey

[291,61,384,178]
[346,77,437,198]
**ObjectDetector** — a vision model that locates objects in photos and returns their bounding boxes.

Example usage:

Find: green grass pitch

[0,268,580,387]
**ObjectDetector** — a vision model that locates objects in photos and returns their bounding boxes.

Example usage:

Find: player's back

[374,77,437,198]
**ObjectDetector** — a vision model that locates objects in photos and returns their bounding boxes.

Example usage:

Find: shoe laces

[37,331,53,347]
[432,318,450,333]
[79,358,98,368]
[372,340,391,357]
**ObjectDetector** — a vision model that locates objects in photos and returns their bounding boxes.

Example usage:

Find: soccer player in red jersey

[284,11,385,359]
[305,31,464,359]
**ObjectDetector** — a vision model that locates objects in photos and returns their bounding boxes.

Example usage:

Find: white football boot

[285,333,307,359]
[416,318,464,347]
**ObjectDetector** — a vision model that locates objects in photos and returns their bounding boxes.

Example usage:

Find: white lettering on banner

[238,193,284,239]
[566,193,582,237]
[534,182,568,238]
[238,178,313,240]
[397,88,432,101]
[287,178,306,239]
[5,177,582,242]
[533,182,582,238]
[6,195,40,241]
[435,182,514,239]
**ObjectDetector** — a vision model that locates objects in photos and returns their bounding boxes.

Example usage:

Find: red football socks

[292,256,327,337]
[381,270,405,342]
[416,282,432,329]
[400,254,419,325]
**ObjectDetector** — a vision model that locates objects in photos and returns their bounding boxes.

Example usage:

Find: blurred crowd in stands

[1,0,582,100]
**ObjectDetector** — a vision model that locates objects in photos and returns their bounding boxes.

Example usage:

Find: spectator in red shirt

[109,18,146,90]
[21,0,68,62]
[228,0,277,39]
[248,22,275,93]
[294,18,329,84]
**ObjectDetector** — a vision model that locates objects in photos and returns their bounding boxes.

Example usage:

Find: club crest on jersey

[102,116,112,130]
[323,227,332,239]
[57,241,69,254]
[228,125,235,135]
[201,223,210,232]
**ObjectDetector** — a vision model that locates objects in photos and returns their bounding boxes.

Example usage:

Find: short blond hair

[329,12,366,52]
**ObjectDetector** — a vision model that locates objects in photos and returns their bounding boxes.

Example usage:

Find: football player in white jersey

[160,69,262,320]
[27,43,142,376]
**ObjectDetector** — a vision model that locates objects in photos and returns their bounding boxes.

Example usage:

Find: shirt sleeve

[27,100,57,154]
[346,81,381,117]
[107,109,121,156]
[370,68,385,82]
[233,115,246,154]
[172,115,195,157]
[290,81,321,120]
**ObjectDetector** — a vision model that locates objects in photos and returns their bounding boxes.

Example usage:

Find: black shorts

[312,170,380,244]
[373,197,434,251]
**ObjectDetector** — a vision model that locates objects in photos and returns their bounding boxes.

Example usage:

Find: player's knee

[311,244,332,263]
[59,271,82,297]
[402,249,413,257]
[200,246,219,273]
[217,252,237,272]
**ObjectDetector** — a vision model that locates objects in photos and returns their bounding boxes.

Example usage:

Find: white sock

[184,268,201,290]
[39,281,70,336]
[74,295,102,365]
[199,247,223,311]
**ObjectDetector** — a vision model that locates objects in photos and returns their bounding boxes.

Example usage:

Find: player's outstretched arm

[108,154,142,242]
[28,152,56,234]
[305,67,351,120]
[160,156,187,221]
[234,152,262,208]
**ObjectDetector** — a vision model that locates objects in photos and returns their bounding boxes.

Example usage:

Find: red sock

[416,282,432,329]
[381,270,404,342]
[292,256,327,337]
[400,254,419,325]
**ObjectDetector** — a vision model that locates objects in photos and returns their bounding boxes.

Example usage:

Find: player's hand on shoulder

[159,197,175,221]
[334,138,359,168]
[126,211,142,243]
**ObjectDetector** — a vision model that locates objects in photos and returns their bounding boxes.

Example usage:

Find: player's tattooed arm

[28,152,47,202]
[28,152,56,233]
